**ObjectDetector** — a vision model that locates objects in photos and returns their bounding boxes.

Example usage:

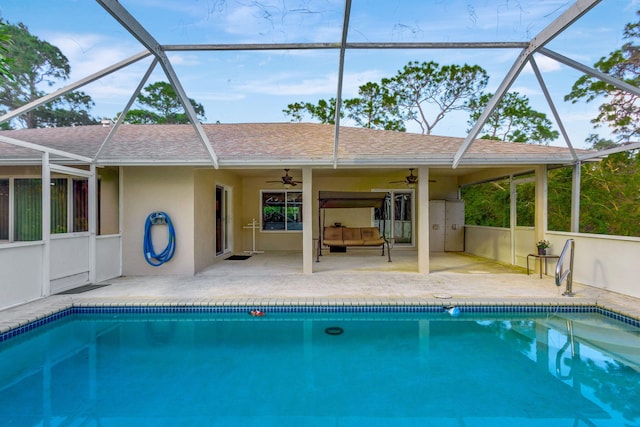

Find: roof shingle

[0,123,582,166]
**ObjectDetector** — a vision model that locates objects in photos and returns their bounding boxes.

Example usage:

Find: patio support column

[41,152,51,296]
[510,175,517,265]
[535,165,548,244]
[571,161,581,233]
[417,167,430,274]
[302,167,313,274]
[88,163,97,283]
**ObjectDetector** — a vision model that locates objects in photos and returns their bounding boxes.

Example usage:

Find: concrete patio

[2,251,639,335]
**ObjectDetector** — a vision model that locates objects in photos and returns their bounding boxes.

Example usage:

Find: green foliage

[282,98,339,124]
[381,61,489,135]
[0,20,97,128]
[461,179,510,228]
[515,180,534,227]
[121,81,206,124]
[0,21,14,81]
[344,82,405,131]
[547,167,573,232]
[565,10,640,139]
[35,91,98,127]
[579,151,640,236]
[466,91,559,144]
[283,60,489,134]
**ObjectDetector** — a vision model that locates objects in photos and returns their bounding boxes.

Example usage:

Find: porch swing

[316,191,391,262]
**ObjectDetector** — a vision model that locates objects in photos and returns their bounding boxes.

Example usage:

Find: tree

[35,91,98,127]
[0,20,97,128]
[344,82,405,131]
[0,21,13,81]
[565,10,640,140]
[121,81,206,124]
[466,91,559,144]
[283,98,339,124]
[381,61,489,135]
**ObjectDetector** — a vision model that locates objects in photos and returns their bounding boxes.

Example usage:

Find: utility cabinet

[429,200,465,252]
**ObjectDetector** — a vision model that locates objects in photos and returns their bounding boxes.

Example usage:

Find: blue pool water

[1,308,639,426]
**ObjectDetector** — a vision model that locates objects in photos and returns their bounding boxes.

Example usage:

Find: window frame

[260,189,303,232]
[0,175,91,243]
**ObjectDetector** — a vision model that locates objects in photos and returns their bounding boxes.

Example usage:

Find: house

[2,0,640,311]
[6,121,629,309]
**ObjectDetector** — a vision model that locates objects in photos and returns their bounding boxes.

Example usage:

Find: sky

[0,0,637,149]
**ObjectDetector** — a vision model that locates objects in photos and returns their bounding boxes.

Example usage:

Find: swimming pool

[1,306,639,426]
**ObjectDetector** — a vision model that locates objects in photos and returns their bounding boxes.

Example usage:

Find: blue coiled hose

[143,211,176,266]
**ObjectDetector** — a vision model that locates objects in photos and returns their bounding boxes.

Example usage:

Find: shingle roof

[0,122,582,167]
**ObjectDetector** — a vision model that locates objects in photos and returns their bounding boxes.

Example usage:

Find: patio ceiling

[1,0,638,169]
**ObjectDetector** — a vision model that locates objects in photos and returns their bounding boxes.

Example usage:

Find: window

[261,191,302,231]
[0,179,8,240]
[374,191,413,244]
[1,177,90,242]
[73,179,88,232]
[14,178,42,241]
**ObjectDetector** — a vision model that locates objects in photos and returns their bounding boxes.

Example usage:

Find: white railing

[555,239,575,297]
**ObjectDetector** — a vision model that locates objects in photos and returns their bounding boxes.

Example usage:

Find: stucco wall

[466,226,640,299]
[122,167,195,275]
[242,176,304,251]
[547,232,640,299]
[193,169,243,273]
[98,166,120,235]
[240,170,458,252]
[465,225,511,264]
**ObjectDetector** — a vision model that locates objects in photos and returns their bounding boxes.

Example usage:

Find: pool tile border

[1,301,639,343]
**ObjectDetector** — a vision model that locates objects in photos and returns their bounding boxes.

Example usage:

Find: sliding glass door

[374,190,414,246]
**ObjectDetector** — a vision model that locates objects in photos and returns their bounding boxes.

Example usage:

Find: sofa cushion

[324,227,343,241]
[360,227,380,240]
[342,228,361,241]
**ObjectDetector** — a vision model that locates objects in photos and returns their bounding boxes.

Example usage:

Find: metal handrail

[555,238,575,296]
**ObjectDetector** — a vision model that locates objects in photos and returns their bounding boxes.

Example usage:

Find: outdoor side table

[526,253,560,278]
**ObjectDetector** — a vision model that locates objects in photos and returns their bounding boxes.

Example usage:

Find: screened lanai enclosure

[1,0,639,309]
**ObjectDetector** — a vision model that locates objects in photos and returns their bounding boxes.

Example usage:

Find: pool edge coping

[1,298,639,342]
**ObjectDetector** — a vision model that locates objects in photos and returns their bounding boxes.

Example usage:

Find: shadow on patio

[202,250,524,276]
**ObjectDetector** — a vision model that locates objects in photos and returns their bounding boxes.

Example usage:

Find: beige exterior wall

[241,171,460,252]
[242,176,303,251]
[193,169,243,273]
[122,166,195,275]
[98,166,119,235]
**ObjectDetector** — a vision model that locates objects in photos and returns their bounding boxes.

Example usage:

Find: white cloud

[166,53,201,67]
[521,55,562,74]
[508,85,541,97]
[235,69,386,98]
[47,31,144,81]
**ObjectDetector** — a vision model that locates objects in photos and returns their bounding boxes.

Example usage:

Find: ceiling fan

[389,168,435,187]
[267,169,302,188]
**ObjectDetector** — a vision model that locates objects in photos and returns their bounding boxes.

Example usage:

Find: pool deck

[2,251,639,333]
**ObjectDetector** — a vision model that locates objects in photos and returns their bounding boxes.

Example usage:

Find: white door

[445,200,465,251]
[429,200,445,252]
